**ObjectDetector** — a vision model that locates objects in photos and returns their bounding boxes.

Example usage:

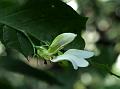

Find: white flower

[51,49,94,70]
[48,33,77,54]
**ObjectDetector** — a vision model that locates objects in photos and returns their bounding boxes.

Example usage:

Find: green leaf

[0,49,63,85]
[51,69,78,89]
[3,26,21,50]
[92,45,117,66]
[3,25,34,57]
[0,23,3,41]
[0,0,87,49]
[90,45,118,77]
[0,78,14,89]
[17,32,34,56]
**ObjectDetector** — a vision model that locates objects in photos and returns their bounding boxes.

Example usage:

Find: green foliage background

[0,0,120,89]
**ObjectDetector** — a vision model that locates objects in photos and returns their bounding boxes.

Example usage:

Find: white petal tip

[74,68,78,70]
[50,59,57,62]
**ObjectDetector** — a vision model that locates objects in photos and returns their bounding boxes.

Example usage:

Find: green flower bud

[37,46,51,60]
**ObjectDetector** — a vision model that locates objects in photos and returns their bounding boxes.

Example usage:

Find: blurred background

[0,0,120,89]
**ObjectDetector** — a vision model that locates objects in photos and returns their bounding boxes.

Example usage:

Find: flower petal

[72,57,89,67]
[51,54,78,69]
[48,33,77,54]
[64,55,89,68]
[65,49,94,58]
